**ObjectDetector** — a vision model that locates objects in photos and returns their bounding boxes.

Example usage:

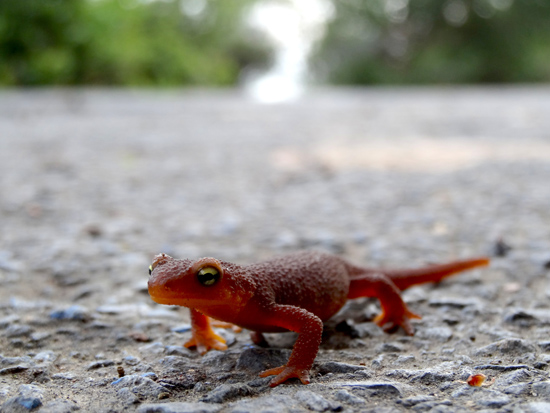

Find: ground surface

[1,87,550,412]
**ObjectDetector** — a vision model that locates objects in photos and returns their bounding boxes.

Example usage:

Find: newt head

[147,253,256,312]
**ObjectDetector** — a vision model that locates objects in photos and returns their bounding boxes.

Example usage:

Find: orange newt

[148,251,489,387]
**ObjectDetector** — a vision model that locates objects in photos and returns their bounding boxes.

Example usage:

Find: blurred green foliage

[0,0,272,86]
[313,0,550,84]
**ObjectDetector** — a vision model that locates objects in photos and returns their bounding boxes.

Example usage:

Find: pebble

[1,384,44,412]
[295,390,341,412]
[39,399,80,412]
[0,366,30,375]
[200,384,255,403]
[200,350,237,372]
[4,324,33,338]
[49,305,91,322]
[375,342,404,353]
[338,381,402,397]
[139,342,166,356]
[333,389,366,406]
[529,402,550,413]
[415,326,453,342]
[397,394,436,408]
[117,387,140,406]
[165,345,193,357]
[474,338,537,357]
[137,402,222,413]
[504,308,540,327]
[235,348,290,374]
[532,381,550,396]
[503,383,530,395]
[318,361,369,375]
[226,394,300,413]
[111,374,169,398]
[87,359,115,370]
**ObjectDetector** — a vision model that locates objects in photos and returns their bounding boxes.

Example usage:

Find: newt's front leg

[184,308,227,354]
[257,305,323,387]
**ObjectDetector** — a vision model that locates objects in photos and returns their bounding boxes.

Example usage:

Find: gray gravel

[1,87,550,412]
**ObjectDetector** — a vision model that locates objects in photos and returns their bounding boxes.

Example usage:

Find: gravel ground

[1,87,550,412]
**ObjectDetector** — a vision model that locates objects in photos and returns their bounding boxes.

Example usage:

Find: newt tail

[381,257,490,291]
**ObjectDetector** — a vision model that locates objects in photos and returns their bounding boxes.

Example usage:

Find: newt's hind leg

[348,273,420,335]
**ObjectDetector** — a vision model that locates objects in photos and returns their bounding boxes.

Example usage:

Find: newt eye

[148,265,153,276]
[197,266,220,286]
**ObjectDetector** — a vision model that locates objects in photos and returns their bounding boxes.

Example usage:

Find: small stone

[411,369,455,385]
[165,346,192,357]
[504,309,540,327]
[124,356,141,366]
[503,383,530,395]
[137,402,222,413]
[395,355,415,365]
[34,351,57,364]
[139,342,166,356]
[415,326,453,342]
[497,368,532,386]
[235,347,289,374]
[171,324,191,333]
[429,297,481,309]
[295,390,340,412]
[117,387,140,405]
[0,365,29,375]
[111,374,169,398]
[39,399,80,412]
[52,373,76,380]
[528,402,550,413]
[375,342,403,353]
[475,395,511,408]
[30,331,51,342]
[334,390,365,406]
[1,384,44,411]
[354,322,384,338]
[318,361,368,375]
[474,364,530,372]
[398,395,436,408]
[200,383,254,403]
[0,355,32,366]
[159,356,192,375]
[494,238,512,257]
[532,381,550,397]
[87,359,115,370]
[0,314,19,328]
[50,305,91,322]
[538,341,550,351]
[474,338,536,357]
[4,324,33,338]
[1,396,42,411]
[340,381,401,397]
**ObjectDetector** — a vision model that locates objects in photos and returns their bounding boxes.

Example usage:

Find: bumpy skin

[148,251,489,387]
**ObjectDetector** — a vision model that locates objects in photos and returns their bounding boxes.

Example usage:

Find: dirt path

[1,88,549,412]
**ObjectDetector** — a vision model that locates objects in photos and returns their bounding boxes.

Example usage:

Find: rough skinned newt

[147,251,489,387]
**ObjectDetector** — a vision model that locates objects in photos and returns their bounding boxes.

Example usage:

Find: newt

[148,251,489,387]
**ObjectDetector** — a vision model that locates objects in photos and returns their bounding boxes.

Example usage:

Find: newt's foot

[184,330,227,355]
[373,308,421,336]
[259,365,310,387]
